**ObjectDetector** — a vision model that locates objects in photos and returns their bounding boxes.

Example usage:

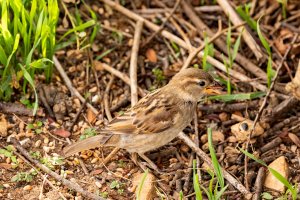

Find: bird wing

[102,89,180,135]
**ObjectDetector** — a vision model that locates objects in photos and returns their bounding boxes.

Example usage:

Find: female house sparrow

[64,68,222,169]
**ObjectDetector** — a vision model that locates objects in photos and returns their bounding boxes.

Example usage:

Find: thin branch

[130,20,143,106]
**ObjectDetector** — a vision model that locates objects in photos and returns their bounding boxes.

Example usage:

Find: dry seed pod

[231,119,264,142]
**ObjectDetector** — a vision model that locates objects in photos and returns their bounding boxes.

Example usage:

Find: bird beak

[203,81,223,95]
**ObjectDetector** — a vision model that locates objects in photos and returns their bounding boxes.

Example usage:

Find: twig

[67,100,87,132]
[216,0,263,60]
[53,56,98,114]
[142,0,181,47]
[10,138,104,200]
[193,112,201,183]
[244,33,299,189]
[94,61,147,97]
[104,76,115,121]
[178,132,251,197]
[0,102,43,117]
[198,100,259,113]
[252,167,266,200]
[181,1,267,80]
[130,20,143,106]
[183,153,194,192]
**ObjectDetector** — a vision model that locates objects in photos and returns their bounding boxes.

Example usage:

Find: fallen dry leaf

[53,129,71,138]
[0,163,12,169]
[145,48,157,63]
[288,133,300,147]
[87,108,97,124]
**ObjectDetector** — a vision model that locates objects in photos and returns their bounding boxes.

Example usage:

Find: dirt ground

[1,0,300,199]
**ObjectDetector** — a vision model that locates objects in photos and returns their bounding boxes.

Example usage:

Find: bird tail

[63,134,112,157]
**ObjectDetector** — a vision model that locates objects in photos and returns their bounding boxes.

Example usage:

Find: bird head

[169,68,223,101]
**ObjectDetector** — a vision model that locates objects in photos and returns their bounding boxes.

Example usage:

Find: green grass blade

[193,160,203,200]
[236,5,257,31]
[0,44,8,65]
[257,17,271,55]
[208,128,224,188]
[137,169,149,200]
[232,29,243,61]
[95,48,116,61]
[30,58,53,69]
[215,184,228,199]
[58,20,96,42]
[208,92,265,102]
[19,64,38,115]
[266,56,275,88]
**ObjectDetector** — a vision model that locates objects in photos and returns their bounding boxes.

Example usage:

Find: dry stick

[142,0,181,46]
[130,20,143,106]
[94,61,147,97]
[53,56,98,114]
[169,17,192,52]
[193,112,201,183]
[216,0,263,60]
[181,1,267,80]
[10,138,104,200]
[252,167,266,200]
[244,33,299,189]
[99,0,267,92]
[178,132,251,196]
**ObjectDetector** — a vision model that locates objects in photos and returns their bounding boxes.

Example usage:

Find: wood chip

[132,172,156,200]
[264,156,289,193]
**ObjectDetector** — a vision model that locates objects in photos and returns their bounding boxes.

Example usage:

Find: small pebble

[43,137,49,144]
[89,86,98,93]
[43,146,50,153]
[3,184,9,188]
[91,158,98,164]
[19,138,30,146]
[75,196,83,200]
[92,95,100,103]
[180,144,190,152]
[73,98,81,108]
[169,158,178,164]
[23,185,32,191]
[48,141,54,147]
[95,181,102,188]
[35,140,42,147]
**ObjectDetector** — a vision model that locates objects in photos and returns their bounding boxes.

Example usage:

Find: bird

[63,67,222,171]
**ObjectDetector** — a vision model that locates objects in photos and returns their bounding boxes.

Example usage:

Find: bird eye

[198,80,207,87]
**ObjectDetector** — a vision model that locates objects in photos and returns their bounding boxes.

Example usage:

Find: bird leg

[138,153,163,174]
[130,153,148,172]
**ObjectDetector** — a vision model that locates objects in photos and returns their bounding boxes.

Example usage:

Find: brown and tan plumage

[63,68,222,163]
